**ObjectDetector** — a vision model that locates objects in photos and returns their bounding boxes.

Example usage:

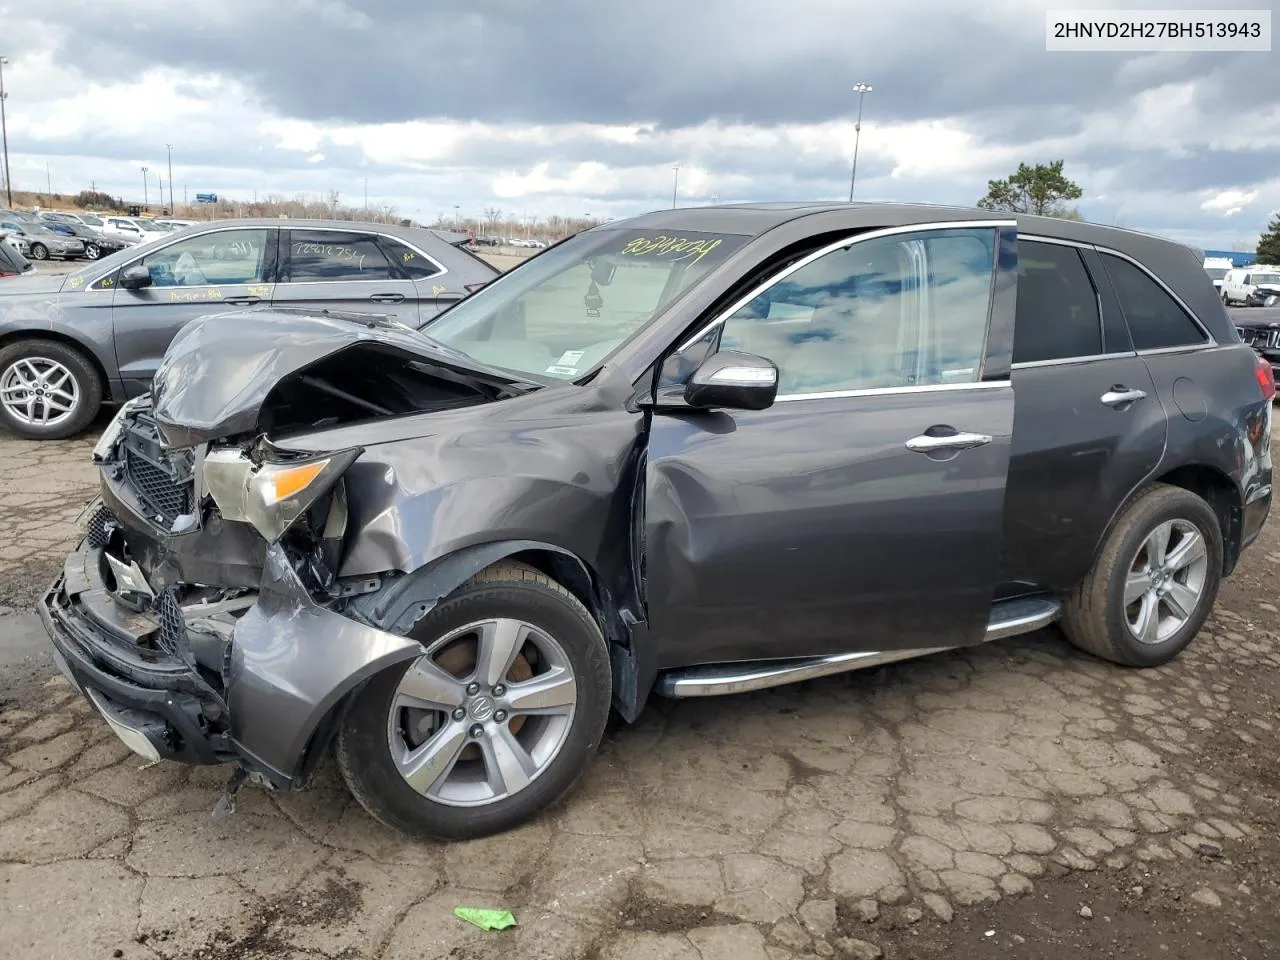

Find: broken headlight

[202,446,362,543]
[92,396,151,463]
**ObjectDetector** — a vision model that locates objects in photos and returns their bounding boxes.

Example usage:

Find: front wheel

[1061,484,1222,667]
[84,243,101,260]
[29,243,49,261]
[335,561,611,840]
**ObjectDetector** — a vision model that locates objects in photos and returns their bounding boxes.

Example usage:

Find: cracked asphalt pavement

[2,411,1279,959]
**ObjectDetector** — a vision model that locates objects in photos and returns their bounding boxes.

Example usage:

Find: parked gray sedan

[0,218,500,439]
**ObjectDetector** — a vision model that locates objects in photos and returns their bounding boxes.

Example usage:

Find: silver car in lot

[0,217,86,261]
[0,218,501,439]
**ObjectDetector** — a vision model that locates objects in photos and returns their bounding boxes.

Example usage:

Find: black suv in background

[40,203,1274,842]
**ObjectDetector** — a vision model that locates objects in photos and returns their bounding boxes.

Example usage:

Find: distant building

[1203,248,1258,267]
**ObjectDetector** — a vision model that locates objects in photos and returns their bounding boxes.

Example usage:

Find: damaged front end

[39,309,535,791]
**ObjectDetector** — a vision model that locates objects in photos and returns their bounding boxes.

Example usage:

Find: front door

[273,228,422,327]
[643,223,1017,669]
[109,227,278,393]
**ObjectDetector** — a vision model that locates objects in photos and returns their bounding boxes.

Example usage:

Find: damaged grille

[156,586,192,661]
[86,504,114,548]
[120,412,194,527]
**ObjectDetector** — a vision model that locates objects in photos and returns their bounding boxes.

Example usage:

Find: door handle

[370,292,406,303]
[905,432,993,453]
[1100,387,1147,408]
[222,296,260,306]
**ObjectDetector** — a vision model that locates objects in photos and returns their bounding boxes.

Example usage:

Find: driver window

[715,227,997,396]
[138,230,270,287]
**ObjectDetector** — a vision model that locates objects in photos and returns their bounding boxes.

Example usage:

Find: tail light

[1256,354,1276,401]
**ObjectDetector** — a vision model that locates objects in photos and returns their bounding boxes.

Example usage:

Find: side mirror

[684,351,779,411]
[120,263,153,290]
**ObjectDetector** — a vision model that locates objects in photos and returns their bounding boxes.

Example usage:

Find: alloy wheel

[387,617,578,807]
[86,244,101,260]
[30,243,48,260]
[0,357,81,427]
[1123,519,1209,645]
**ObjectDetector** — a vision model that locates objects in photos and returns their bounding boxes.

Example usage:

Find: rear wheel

[1061,484,1222,667]
[29,242,49,261]
[335,561,611,840]
[84,243,101,260]
[0,339,103,439]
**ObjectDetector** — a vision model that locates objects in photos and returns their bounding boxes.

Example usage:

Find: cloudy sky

[1,0,1276,249]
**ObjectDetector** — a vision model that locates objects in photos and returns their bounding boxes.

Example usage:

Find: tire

[335,561,611,840]
[1061,483,1223,668]
[29,243,49,261]
[0,339,104,440]
[85,243,101,260]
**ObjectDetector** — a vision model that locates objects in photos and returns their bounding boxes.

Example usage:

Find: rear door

[273,228,421,326]
[108,227,278,394]
[643,222,1018,668]
[375,233,474,326]
[997,237,1165,591]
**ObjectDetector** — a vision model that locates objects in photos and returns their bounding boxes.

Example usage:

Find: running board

[654,596,1062,698]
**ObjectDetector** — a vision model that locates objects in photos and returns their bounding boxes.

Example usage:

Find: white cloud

[1200,188,1260,217]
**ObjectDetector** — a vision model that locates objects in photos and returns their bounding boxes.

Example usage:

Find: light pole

[141,166,149,210]
[45,161,51,197]
[671,164,680,209]
[848,82,873,202]
[454,204,460,227]
[363,177,368,215]
[166,143,174,213]
[0,57,12,207]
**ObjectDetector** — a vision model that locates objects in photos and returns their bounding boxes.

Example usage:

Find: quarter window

[1012,241,1102,363]
[1100,253,1208,350]
[286,231,394,281]
[136,230,270,286]
[380,237,442,280]
[716,227,997,396]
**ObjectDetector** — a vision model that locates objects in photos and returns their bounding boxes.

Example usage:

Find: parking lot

[1,288,1279,959]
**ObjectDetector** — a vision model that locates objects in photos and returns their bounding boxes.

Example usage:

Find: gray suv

[0,218,499,439]
[38,202,1274,841]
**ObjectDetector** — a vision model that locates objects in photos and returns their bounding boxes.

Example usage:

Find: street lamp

[671,164,680,209]
[0,57,12,207]
[166,143,174,213]
[848,82,873,202]
[141,166,149,210]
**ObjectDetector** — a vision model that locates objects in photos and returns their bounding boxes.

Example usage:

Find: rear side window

[1101,253,1208,350]
[1012,241,1102,363]
[285,231,394,282]
[379,237,442,280]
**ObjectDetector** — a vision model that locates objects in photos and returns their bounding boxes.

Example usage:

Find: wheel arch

[1098,464,1242,581]
[295,539,647,784]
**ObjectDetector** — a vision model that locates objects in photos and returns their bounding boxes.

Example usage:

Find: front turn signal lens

[262,460,329,504]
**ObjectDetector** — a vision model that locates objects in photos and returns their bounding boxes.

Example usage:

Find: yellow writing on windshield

[620,235,723,264]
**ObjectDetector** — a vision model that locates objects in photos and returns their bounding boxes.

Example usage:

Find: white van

[1203,256,1234,292]
[1221,266,1280,307]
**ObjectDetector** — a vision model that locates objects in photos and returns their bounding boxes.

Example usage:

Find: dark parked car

[0,218,499,438]
[1233,306,1280,384]
[52,222,131,261]
[39,203,1273,841]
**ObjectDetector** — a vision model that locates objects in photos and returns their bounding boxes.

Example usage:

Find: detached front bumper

[39,520,423,789]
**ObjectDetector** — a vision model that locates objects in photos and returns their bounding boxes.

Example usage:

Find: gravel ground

[0,295,1276,959]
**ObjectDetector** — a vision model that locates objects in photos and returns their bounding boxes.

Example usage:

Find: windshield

[1252,272,1280,285]
[1204,267,1229,280]
[421,228,746,379]
[135,220,166,232]
[80,214,104,226]
[24,223,57,236]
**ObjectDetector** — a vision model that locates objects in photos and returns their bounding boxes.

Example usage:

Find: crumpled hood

[149,306,535,448]
[0,273,66,297]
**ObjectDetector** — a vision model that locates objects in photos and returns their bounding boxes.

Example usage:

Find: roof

[160,217,459,245]
[601,201,1199,256]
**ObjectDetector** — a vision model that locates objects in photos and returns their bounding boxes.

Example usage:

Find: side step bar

[654,596,1062,698]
